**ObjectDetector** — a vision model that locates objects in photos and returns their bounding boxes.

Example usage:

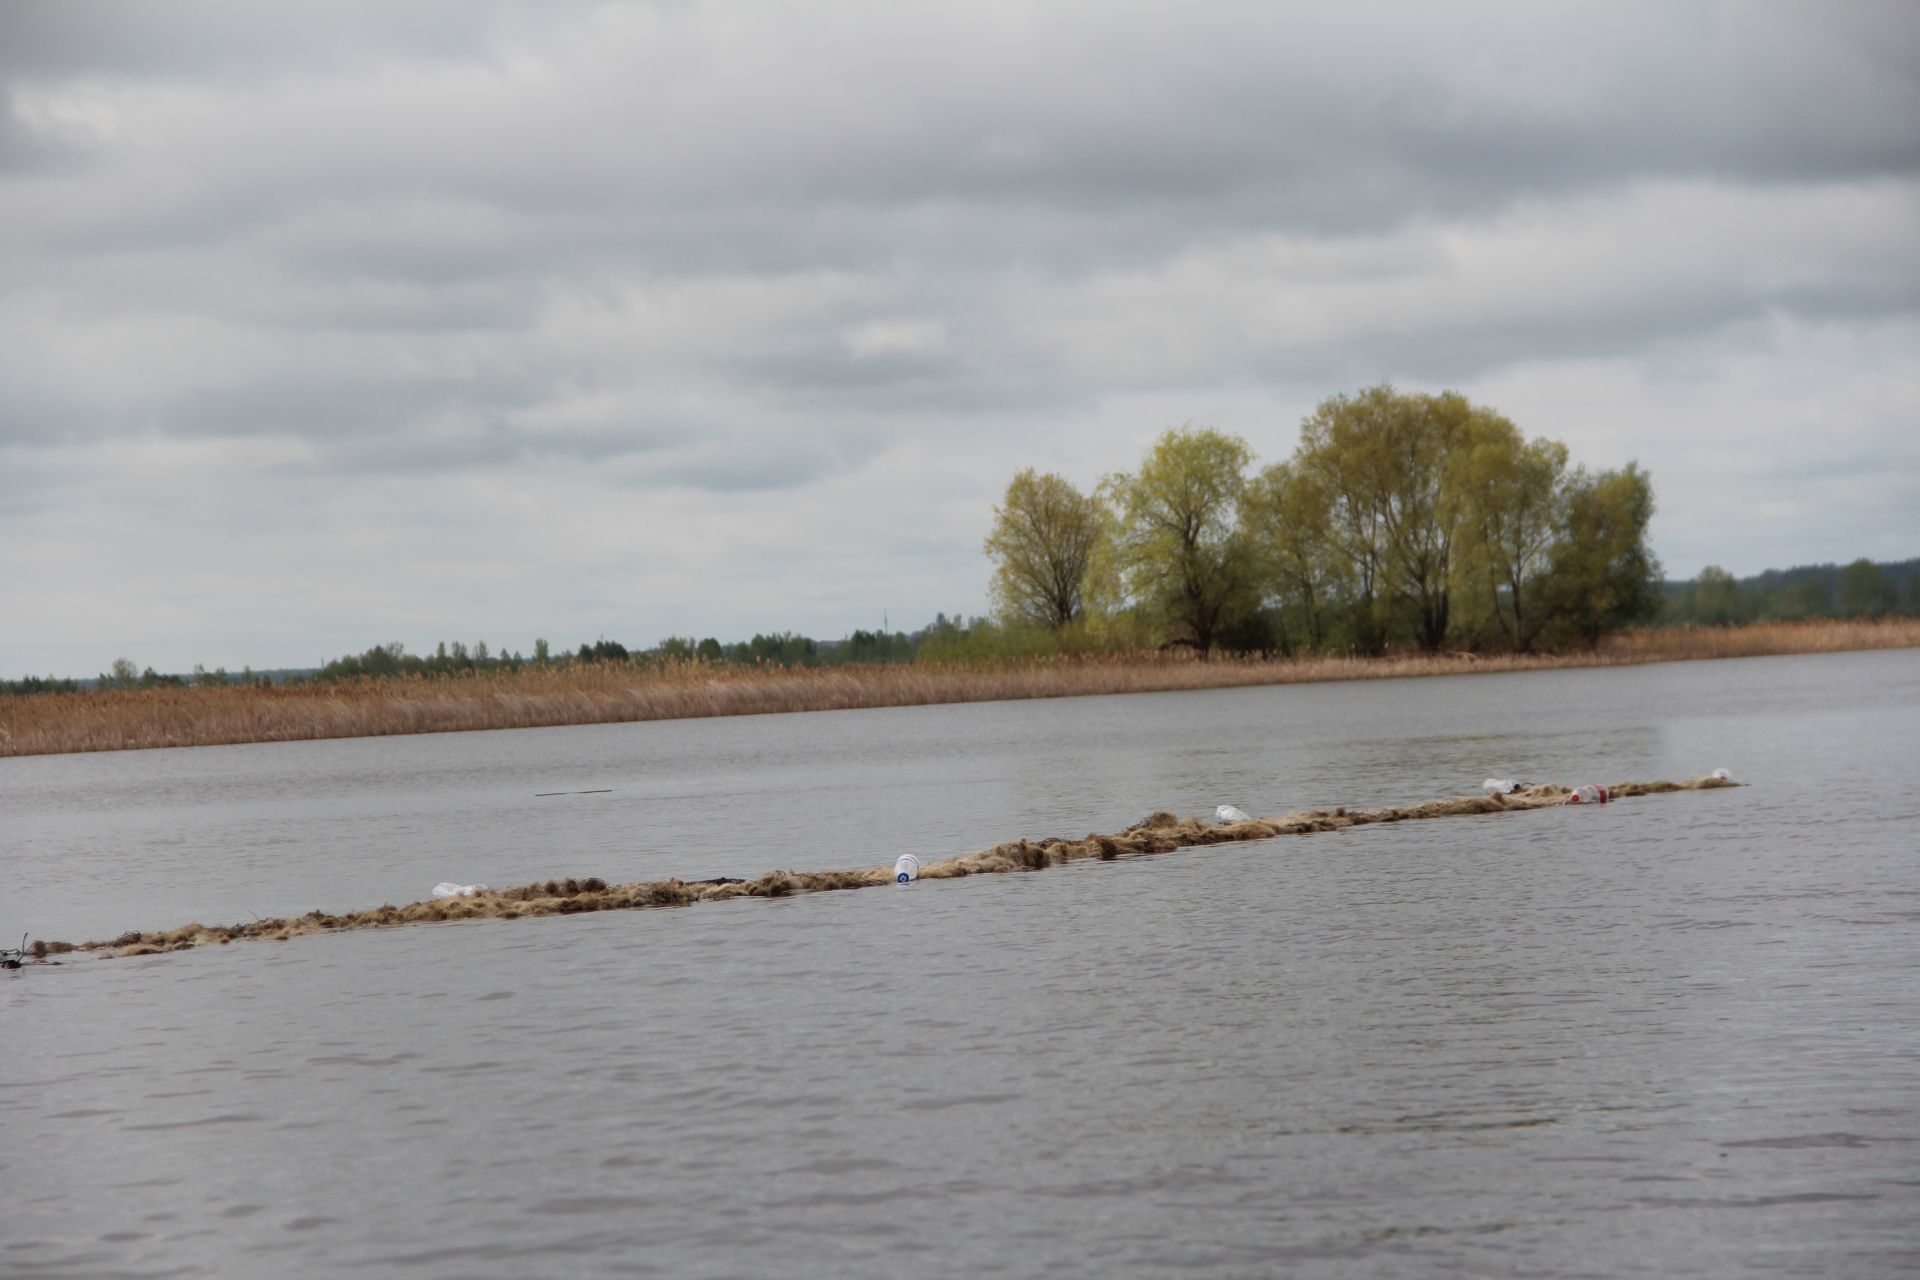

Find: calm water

[3,651,1918,1277]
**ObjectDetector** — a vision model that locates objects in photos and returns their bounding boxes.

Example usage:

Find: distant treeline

[1,629,948,696]
[0,675,84,696]
[308,629,925,682]
[4,381,1915,696]
[7,568,1915,699]
[0,662,268,697]
[1659,558,1919,627]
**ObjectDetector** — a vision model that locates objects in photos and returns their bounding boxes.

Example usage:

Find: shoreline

[2,618,1915,758]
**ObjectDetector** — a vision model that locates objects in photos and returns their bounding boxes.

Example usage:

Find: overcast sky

[2,1,1916,675]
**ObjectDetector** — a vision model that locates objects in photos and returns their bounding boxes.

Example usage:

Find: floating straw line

[39,777,1736,959]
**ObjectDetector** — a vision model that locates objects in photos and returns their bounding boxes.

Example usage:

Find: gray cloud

[0,0,517,80]
[1,1,1916,672]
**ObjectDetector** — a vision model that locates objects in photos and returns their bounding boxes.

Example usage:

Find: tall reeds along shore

[3,618,1916,758]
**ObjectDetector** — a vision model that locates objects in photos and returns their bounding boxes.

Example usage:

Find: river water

[2,650,1917,1277]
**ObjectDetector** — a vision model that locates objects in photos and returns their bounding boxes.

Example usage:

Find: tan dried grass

[4,618,1915,758]
[53,777,1736,958]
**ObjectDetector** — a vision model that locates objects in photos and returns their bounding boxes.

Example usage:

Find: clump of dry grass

[4,618,1915,758]
[46,776,1736,959]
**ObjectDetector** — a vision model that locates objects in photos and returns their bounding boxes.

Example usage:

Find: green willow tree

[1292,386,1472,652]
[1290,395,1390,652]
[1446,412,1571,652]
[1240,459,1346,651]
[983,468,1107,629]
[1379,390,1470,652]
[1554,463,1662,647]
[1102,426,1259,655]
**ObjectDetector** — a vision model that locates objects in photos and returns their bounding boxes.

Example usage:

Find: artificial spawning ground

[33,777,1737,960]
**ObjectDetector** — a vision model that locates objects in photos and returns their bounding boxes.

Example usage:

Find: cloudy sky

[2,1,1916,675]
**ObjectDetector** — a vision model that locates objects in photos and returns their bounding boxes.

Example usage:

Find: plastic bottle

[893,855,921,884]
[1214,804,1252,824]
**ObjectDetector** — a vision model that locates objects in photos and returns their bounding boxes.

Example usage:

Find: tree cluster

[986,385,1663,656]
[1664,558,1918,626]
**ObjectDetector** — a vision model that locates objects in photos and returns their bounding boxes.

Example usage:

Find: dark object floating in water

[3,933,61,968]
[534,789,614,797]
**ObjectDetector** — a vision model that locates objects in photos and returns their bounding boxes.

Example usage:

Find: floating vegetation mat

[34,778,1736,960]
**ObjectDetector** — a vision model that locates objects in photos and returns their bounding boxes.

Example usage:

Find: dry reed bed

[31,776,1735,960]
[4,618,1916,758]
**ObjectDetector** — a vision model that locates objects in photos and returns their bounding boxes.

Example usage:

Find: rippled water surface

[4,651,1919,1277]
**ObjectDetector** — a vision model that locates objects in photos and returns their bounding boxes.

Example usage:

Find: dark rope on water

[2,932,59,968]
